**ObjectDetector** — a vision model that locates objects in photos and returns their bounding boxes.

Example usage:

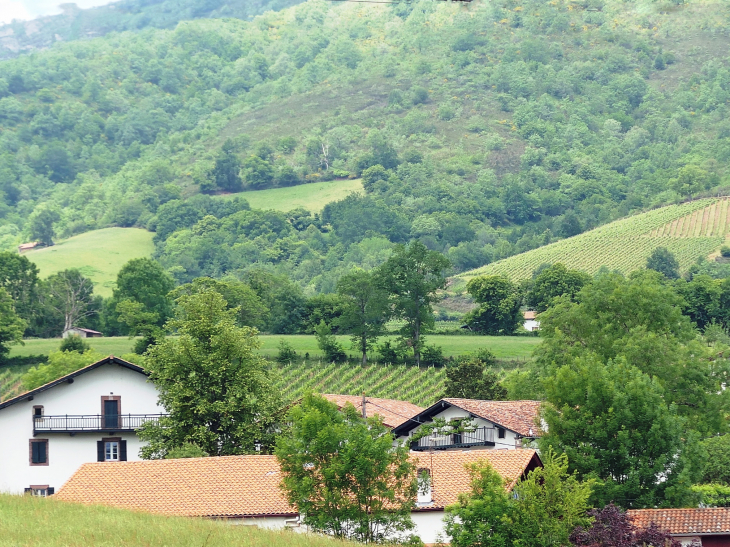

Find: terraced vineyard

[273,361,446,407]
[461,199,730,282]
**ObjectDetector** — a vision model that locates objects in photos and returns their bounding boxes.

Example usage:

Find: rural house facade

[62,327,103,338]
[56,449,542,544]
[0,356,164,496]
[628,508,730,547]
[392,398,542,451]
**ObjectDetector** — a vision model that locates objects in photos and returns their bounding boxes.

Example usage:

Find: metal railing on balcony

[410,426,495,451]
[33,414,166,434]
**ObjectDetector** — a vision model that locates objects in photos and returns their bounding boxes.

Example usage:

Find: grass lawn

[9,335,539,361]
[23,228,155,298]
[222,178,363,212]
[0,494,350,547]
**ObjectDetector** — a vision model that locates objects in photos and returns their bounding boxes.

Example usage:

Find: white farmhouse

[391,398,542,451]
[0,356,164,496]
[523,310,540,332]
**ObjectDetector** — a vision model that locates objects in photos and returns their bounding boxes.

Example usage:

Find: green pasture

[23,228,155,298]
[222,178,363,212]
[8,334,539,361]
[0,494,351,547]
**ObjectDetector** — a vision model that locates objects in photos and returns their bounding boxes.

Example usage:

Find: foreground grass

[222,178,363,212]
[0,494,350,547]
[23,228,155,298]
[9,335,540,361]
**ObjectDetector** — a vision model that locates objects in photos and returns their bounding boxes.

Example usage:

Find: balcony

[33,414,166,434]
[410,426,495,451]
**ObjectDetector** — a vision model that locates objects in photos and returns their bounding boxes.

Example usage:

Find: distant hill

[459,199,730,282]
[0,0,302,60]
[24,228,154,297]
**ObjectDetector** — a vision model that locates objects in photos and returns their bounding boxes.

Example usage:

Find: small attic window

[497,427,506,439]
[33,406,43,418]
[417,468,432,505]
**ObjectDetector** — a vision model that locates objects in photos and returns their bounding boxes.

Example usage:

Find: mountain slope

[459,198,730,281]
[1,0,730,291]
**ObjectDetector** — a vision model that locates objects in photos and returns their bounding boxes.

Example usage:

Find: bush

[164,443,209,459]
[277,339,298,364]
[315,320,347,363]
[59,334,90,353]
[721,246,730,258]
[377,340,402,364]
[421,345,446,367]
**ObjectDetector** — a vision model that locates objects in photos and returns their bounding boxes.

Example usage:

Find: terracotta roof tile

[412,449,541,510]
[321,394,424,428]
[627,508,730,535]
[56,450,540,517]
[523,311,538,320]
[442,399,542,437]
[56,455,296,518]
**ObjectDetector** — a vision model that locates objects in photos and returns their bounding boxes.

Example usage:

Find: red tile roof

[56,455,296,518]
[442,399,542,437]
[523,311,538,320]
[56,450,541,517]
[321,394,424,428]
[414,449,541,510]
[627,508,730,536]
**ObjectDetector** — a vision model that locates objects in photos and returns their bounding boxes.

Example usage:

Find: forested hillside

[1,0,730,294]
[0,0,302,60]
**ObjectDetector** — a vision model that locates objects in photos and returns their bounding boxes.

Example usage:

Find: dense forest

[1,0,730,295]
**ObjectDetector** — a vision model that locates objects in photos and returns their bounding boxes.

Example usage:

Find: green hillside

[460,198,730,281]
[0,494,349,547]
[24,228,155,297]
[225,178,363,212]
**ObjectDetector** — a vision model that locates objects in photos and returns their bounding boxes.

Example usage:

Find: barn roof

[627,508,730,536]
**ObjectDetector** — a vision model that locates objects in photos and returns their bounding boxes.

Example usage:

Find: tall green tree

[114,258,175,327]
[41,269,98,334]
[464,275,522,335]
[139,289,282,458]
[444,353,507,401]
[375,241,450,366]
[527,263,591,312]
[210,139,243,192]
[646,247,680,279]
[276,394,418,544]
[699,435,730,486]
[540,356,700,508]
[0,251,39,323]
[336,269,389,365]
[27,207,60,247]
[0,287,26,361]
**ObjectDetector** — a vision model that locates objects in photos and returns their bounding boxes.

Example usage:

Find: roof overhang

[0,356,147,411]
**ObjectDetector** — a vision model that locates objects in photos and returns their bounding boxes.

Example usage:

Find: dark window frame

[29,439,49,466]
[101,395,121,429]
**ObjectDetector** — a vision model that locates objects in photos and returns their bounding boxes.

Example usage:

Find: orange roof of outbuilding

[321,394,424,428]
[56,450,541,517]
[627,508,730,536]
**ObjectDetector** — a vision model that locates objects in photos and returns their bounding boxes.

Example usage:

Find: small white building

[62,327,103,338]
[0,356,164,496]
[392,398,542,451]
[56,450,542,545]
[523,311,540,332]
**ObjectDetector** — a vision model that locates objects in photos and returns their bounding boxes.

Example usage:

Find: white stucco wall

[411,511,448,545]
[0,363,162,494]
[398,405,522,450]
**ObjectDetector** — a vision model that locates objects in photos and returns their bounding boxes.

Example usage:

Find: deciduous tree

[464,275,522,335]
[0,287,26,361]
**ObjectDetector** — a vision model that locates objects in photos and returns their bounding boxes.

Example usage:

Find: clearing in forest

[220,178,363,212]
[461,198,730,282]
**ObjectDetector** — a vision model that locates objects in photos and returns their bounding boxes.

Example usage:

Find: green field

[8,335,539,361]
[0,494,350,547]
[23,228,155,298]
[461,199,730,282]
[223,178,363,212]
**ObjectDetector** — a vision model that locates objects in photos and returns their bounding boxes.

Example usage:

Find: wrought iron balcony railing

[410,426,495,451]
[33,414,166,434]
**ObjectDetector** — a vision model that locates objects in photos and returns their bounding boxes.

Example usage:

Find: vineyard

[273,361,447,407]
[461,199,730,282]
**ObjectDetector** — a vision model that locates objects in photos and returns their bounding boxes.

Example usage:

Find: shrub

[164,443,209,459]
[421,345,446,367]
[721,246,730,258]
[59,334,90,353]
[277,339,298,364]
[315,321,347,363]
[377,340,402,364]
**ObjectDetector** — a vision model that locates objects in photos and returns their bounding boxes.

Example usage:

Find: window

[497,427,506,439]
[101,396,121,429]
[24,485,54,496]
[33,405,43,418]
[98,438,127,462]
[29,439,49,466]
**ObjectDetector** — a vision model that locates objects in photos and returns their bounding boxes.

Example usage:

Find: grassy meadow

[0,494,350,547]
[23,228,155,298]
[460,199,730,282]
[223,178,363,212]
